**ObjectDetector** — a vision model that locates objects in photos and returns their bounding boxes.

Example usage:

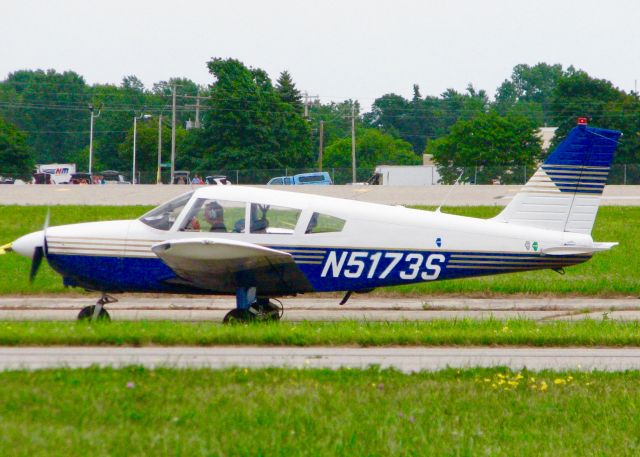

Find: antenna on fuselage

[435,170,465,213]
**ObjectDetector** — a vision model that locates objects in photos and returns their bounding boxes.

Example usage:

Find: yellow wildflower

[540,381,548,391]
[554,378,566,385]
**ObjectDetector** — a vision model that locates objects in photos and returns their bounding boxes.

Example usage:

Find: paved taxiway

[1,296,638,321]
[3,296,639,372]
[2,346,640,372]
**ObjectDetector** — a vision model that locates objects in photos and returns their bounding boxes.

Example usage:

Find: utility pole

[132,115,138,185]
[88,104,101,175]
[133,113,152,185]
[318,120,324,171]
[170,85,177,184]
[351,102,356,183]
[157,114,163,184]
[184,93,210,128]
[195,94,201,129]
[303,92,319,119]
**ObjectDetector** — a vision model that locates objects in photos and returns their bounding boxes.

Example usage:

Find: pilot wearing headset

[204,201,227,232]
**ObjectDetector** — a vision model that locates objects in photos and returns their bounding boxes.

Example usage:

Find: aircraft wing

[151,238,313,295]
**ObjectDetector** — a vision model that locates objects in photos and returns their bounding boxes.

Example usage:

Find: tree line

[0,60,639,183]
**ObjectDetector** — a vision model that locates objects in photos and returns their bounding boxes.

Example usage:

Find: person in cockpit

[204,201,227,232]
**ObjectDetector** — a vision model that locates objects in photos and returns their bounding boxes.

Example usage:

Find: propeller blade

[29,246,44,283]
[43,208,50,257]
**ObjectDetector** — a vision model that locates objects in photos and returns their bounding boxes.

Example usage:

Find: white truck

[35,163,76,184]
[372,165,441,186]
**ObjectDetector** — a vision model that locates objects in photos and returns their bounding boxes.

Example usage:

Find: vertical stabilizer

[494,120,621,234]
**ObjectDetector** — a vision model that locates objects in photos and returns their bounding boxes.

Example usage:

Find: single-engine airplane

[2,120,621,322]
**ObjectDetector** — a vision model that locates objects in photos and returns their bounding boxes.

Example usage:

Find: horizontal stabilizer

[541,242,618,256]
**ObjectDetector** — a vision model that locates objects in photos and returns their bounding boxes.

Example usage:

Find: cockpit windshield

[139,191,194,230]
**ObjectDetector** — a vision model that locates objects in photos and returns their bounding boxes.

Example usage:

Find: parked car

[101,170,130,184]
[205,175,231,185]
[173,171,191,184]
[32,173,52,184]
[70,172,93,184]
[0,176,15,185]
[267,171,332,185]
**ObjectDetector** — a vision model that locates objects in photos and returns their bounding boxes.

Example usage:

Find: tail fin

[494,121,621,234]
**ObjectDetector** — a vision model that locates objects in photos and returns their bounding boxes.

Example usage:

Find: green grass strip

[0,366,639,456]
[2,319,640,346]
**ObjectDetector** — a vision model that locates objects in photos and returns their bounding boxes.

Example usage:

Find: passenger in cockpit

[205,201,227,232]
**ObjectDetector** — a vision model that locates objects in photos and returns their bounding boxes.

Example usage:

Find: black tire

[77,305,111,321]
[254,298,283,321]
[223,308,253,324]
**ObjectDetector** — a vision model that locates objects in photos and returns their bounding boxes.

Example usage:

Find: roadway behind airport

[0,184,639,206]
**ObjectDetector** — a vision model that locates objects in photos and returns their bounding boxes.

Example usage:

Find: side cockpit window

[306,213,346,234]
[139,191,194,231]
[181,199,246,233]
[250,204,301,234]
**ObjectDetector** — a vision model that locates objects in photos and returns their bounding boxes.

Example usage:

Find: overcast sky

[2,0,639,106]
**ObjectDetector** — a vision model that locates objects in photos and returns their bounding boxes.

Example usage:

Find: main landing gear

[223,287,283,323]
[77,294,116,321]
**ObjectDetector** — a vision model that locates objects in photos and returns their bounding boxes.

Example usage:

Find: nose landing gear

[77,294,117,321]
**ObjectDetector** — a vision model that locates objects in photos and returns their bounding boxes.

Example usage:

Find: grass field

[0,205,638,296]
[0,366,638,456]
[2,319,640,347]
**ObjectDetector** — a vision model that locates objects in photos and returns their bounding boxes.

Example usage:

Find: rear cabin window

[306,213,346,234]
[250,204,301,234]
[181,199,246,233]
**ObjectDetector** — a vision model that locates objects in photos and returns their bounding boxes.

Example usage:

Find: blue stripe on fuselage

[47,247,590,294]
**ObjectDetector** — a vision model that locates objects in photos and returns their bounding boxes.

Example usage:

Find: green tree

[0,116,34,178]
[365,85,489,154]
[323,128,420,172]
[427,112,542,184]
[275,70,303,113]
[117,118,186,182]
[86,80,149,172]
[548,69,640,161]
[494,63,565,125]
[195,58,313,172]
[0,69,88,163]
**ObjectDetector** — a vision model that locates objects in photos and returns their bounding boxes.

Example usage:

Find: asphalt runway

[2,346,640,372]
[1,296,638,322]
